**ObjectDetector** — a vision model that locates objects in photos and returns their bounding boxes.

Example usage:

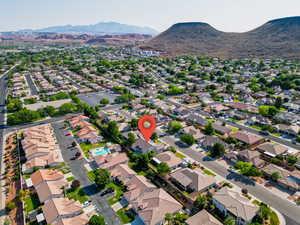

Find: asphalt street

[162,136,300,225]
[52,122,121,225]
[25,74,39,95]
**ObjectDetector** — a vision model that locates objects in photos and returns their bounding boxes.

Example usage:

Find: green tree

[6,202,16,212]
[130,118,138,128]
[204,122,214,135]
[107,121,120,140]
[168,121,183,134]
[89,215,105,225]
[275,97,282,109]
[157,162,171,176]
[271,172,281,181]
[94,169,111,190]
[180,134,196,146]
[211,142,225,157]
[127,132,136,146]
[100,98,109,105]
[224,216,236,225]
[58,102,78,115]
[194,194,208,209]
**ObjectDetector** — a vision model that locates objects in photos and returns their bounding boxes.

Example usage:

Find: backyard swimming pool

[91,146,111,157]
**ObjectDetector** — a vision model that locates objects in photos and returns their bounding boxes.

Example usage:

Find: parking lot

[78,91,119,107]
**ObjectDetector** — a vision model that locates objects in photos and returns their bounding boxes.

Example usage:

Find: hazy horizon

[1,0,300,33]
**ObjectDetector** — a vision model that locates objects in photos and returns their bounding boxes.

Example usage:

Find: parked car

[100,188,114,196]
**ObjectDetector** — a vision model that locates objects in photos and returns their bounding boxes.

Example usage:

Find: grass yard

[231,127,239,132]
[175,152,186,159]
[250,125,263,130]
[66,176,75,182]
[24,193,41,213]
[107,183,124,205]
[87,170,96,181]
[66,187,88,203]
[270,210,280,225]
[203,169,216,177]
[116,208,134,224]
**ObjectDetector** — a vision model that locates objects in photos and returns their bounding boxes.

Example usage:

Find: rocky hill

[142,16,300,59]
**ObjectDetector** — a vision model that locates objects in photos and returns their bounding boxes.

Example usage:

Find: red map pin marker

[138,115,156,143]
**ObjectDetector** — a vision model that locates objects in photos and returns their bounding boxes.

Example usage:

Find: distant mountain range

[141,16,300,59]
[16,22,158,35]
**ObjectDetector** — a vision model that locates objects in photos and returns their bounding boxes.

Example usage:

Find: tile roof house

[152,151,182,169]
[229,131,264,146]
[273,124,300,137]
[131,138,159,154]
[22,125,64,173]
[123,175,156,202]
[31,169,65,187]
[94,152,129,170]
[42,198,83,225]
[256,143,288,158]
[187,114,208,126]
[186,209,222,225]
[53,213,89,225]
[182,126,205,140]
[130,188,182,225]
[76,125,102,144]
[261,164,300,192]
[237,150,265,168]
[170,168,216,192]
[36,179,68,203]
[69,115,89,128]
[212,123,232,135]
[200,136,227,150]
[110,164,136,183]
[212,187,259,225]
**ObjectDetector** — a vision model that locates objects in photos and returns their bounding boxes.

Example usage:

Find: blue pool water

[91,147,111,157]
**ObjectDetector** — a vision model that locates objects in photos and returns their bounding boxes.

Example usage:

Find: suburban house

[131,138,159,154]
[186,209,222,225]
[212,187,259,225]
[69,115,90,128]
[152,151,182,170]
[273,124,300,137]
[94,152,129,170]
[187,113,208,126]
[237,150,265,168]
[130,188,182,225]
[30,169,65,188]
[76,125,103,144]
[42,198,84,225]
[261,164,300,192]
[212,123,232,135]
[229,131,264,146]
[35,179,68,203]
[53,213,89,225]
[170,168,216,193]
[110,164,136,184]
[21,125,64,173]
[200,136,227,151]
[182,126,205,140]
[256,142,288,158]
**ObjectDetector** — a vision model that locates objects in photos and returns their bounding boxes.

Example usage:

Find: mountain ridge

[15,22,158,35]
[142,16,300,59]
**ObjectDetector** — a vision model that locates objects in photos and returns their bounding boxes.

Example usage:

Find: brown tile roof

[131,188,182,225]
[42,198,83,224]
[256,143,288,156]
[53,213,89,225]
[213,187,259,221]
[94,152,128,170]
[186,210,222,225]
[170,168,216,192]
[36,180,68,202]
[154,151,182,168]
[31,169,64,187]
[229,131,264,145]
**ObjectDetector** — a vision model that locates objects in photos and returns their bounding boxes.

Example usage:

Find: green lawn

[116,208,134,224]
[24,193,41,213]
[231,127,239,132]
[270,210,280,225]
[250,125,263,130]
[203,169,216,177]
[87,170,96,181]
[66,176,75,182]
[175,152,186,159]
[107,183,124,205]
[66,188,88,203]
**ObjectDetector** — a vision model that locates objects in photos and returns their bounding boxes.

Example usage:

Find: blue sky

[1,0,300,32]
